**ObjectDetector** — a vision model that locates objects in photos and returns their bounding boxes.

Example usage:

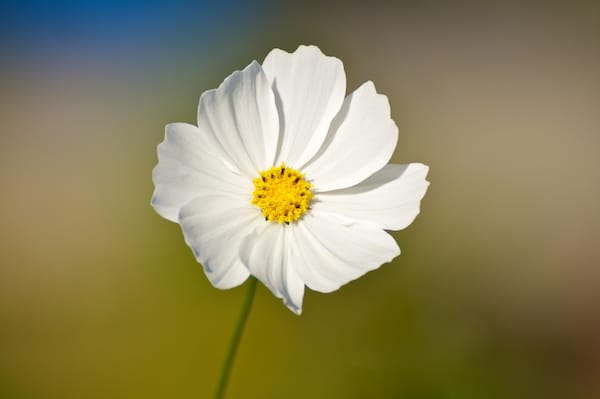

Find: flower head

[152,45,429,314]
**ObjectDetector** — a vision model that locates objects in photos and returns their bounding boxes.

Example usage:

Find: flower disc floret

[252,163,313,224]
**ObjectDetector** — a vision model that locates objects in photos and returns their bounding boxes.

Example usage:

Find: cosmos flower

[152,45,429,314]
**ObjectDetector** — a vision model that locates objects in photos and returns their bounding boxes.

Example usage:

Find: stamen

[251,163,313,224]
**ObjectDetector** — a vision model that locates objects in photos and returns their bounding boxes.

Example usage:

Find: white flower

[152,45,429,314]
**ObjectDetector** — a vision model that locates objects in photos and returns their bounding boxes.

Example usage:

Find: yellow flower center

[251,163,313,224]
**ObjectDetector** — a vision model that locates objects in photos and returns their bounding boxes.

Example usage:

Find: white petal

[262,45,346,168]
[240,223,305,314]
[151,123,250,222]
[315,163,430,230]
[197,61,279,177]
[303,81,398,192]
[290,211,400,293]
[179,194,262,289]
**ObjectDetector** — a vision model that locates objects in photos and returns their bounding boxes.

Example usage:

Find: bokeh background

[1,1,599,398]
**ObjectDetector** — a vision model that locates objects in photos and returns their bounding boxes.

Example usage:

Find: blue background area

[1,0,273,63]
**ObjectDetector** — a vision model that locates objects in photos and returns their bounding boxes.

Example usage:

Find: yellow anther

[251,163,313,224]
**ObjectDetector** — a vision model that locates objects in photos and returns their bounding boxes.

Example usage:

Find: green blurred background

[1,1,599,398]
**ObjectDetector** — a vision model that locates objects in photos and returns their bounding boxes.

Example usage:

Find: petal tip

[296,43,322,52]
[362,80,376,92]
[416,162,430,174]
[285,300,303,315]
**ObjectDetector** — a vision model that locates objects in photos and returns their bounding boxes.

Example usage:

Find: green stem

[214,277,258,399]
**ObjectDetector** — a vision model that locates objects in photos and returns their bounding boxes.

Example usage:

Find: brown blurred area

[1,1,599,398]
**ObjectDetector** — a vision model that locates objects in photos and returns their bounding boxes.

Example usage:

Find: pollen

[252,163,313,224]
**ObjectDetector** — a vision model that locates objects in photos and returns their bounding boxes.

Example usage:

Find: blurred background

[1,1,599,398]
